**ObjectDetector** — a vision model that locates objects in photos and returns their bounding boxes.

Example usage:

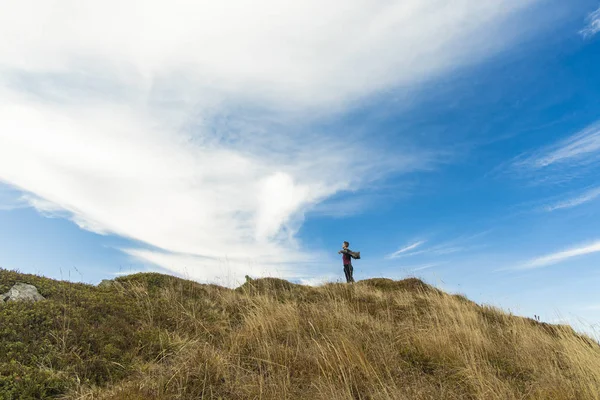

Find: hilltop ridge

[1,269,599,399]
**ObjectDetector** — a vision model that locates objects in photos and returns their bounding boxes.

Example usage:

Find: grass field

[1,269,600,399]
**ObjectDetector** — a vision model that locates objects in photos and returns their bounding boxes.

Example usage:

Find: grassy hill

[1,269,600,399]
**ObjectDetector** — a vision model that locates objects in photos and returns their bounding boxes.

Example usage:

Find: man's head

[343,241,349,249]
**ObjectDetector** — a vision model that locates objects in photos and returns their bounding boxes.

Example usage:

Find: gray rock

[98,279,113,288]
[98,279,123,290]
[4,283,45,302]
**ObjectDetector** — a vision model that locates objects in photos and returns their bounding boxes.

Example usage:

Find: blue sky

[1,1,600,333]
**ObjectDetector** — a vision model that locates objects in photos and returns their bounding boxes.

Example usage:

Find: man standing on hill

[338,241,356,283]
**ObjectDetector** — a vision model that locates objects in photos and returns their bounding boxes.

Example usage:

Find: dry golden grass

[60,275,600,400]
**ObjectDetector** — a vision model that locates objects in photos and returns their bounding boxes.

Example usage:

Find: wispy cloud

[0,1,543,284]
[519,240,600,269]
[386,231,490,260]
[387,241,426,259]
[388,244,463,259]
[0,184,28,211]
[307,193,383,219]
[516,121,600,171]
[544,186,600,212]
[509,120,600,186]
[580,6,600,39]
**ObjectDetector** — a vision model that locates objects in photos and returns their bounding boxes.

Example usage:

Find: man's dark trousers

[343,264,354,283]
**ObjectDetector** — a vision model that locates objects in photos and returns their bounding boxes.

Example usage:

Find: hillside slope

[1,269,599,399]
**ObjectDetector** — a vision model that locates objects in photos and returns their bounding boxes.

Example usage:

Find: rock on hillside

[1,282,45,302]
[97,279,124,290]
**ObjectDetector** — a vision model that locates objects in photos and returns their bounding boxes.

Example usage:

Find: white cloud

[0,99,356,260]
[544,186,600,212]
[580,6,600,38]
[509,120,600,186]
[386,231,489,260]
[0,184,27,211]
[308,195,379,219]
[0,1,540,109]
[520,240,600,269]
[0,0,544,284]
[516,121,600,171]
[387,241,427,259]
